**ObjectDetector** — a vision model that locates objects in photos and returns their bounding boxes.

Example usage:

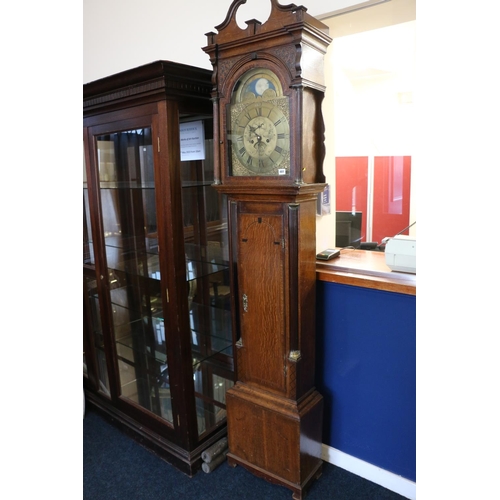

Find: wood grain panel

[237,212,286,393]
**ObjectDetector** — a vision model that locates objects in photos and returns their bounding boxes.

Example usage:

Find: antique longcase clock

[203,1,332,498]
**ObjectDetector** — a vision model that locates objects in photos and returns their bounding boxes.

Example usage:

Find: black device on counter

[316,249,341,261]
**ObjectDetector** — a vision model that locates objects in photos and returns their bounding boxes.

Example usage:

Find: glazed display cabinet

[83,61,234,475]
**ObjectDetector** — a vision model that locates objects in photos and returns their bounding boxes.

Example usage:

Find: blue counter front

[315,251,416,482]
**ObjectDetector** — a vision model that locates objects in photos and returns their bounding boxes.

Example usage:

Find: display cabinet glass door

[96,126,173,424]
[84,147,110,395]
[180,117,234,438]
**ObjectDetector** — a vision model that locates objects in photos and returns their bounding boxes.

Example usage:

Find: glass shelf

[88,235,228,283]
[105,253,161,280]
[186,259,228,282]
[116,333,167,368]
[102,250,228,283]
[181,180,214,188]
[108,286,162,317]
[103,234,159,254]
[99,181,156,189]
[107,279,230,323]
[111,302,232,369]
[192,344,233,374]
[114,312,167,363]
[185,242,229,266]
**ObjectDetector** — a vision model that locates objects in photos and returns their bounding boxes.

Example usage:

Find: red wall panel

[335,157,368,241]
[372,156,412,244]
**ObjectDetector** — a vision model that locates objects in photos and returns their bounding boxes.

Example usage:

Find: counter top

[316,248,416,296]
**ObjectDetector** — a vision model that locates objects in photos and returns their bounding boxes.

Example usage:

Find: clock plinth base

[226,382,324,499]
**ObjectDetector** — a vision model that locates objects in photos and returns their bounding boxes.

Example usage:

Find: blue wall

[316,281,416,482]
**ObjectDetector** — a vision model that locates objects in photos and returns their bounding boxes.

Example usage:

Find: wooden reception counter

[316,248,416,296]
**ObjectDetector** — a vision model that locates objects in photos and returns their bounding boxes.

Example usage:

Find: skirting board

[321,444,416,500]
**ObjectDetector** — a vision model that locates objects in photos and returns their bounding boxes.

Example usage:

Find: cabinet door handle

[242,293,248,313]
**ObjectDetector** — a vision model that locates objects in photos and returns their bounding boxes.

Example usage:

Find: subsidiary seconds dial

[232,100,290,175]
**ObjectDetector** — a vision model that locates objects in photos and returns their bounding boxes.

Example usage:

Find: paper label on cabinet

[180,120,206,161]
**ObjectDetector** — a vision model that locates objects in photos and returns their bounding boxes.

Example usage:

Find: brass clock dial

[229,68,290,176]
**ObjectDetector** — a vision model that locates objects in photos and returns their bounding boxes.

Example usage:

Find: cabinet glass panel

[84,274,110,395]
[83,146,98,382]
[180,118,234,438]
[84,148,94,266]
[96,127,173,425]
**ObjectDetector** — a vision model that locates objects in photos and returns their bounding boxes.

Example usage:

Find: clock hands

[245,120,274,154]
[245,123,263,144]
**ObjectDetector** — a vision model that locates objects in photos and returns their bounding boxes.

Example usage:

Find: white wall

[83,0,355,83]
[84,0,224,82]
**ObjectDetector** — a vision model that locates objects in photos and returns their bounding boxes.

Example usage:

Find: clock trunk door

[236,206,287,395]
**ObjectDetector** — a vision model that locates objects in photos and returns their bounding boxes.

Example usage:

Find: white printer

[384,235,416,274]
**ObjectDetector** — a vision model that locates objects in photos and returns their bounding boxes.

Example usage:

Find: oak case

[203,1,332,498]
